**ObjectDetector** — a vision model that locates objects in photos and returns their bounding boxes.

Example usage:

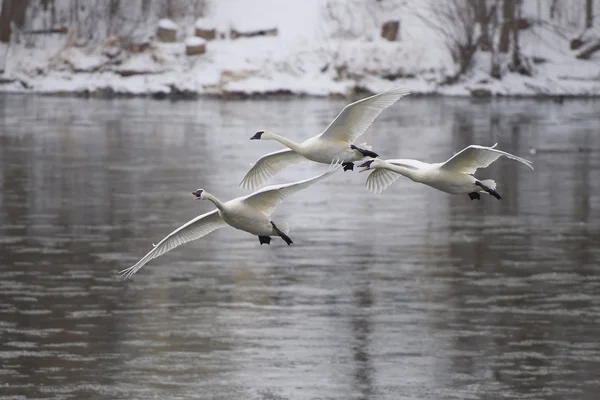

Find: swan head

[358,159,381,173]
[191,189,205,200]
[250,130,274,140]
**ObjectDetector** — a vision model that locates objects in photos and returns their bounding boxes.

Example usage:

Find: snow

[158,19,178,31]
[185,37,206,47]
[195,18,216,30]
[0,0,599,97]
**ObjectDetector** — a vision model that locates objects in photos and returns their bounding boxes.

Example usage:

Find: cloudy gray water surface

[0,94,599,400]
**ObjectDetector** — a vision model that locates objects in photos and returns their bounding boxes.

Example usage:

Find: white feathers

[365,168,402,194]
[240,149,306,191]
[120,162,341,279]
[119,210,227,279]
[240,86,411,190]
[241,161,342,216]
[440,144,534,174]
[478,179,497,192]
[362,144,534,196]
[319,86,411,143]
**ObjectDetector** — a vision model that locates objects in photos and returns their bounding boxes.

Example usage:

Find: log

[381,20,399,41]
[230,27,277,39]
[23,27,68,35]
[156,19,177,43]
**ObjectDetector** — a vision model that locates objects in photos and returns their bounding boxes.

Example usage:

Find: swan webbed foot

[270,222,293,246]
[475,181,502,200]
[259,236,271,245]
[342,162,354,171]
[468,192,481,201]
[350,144,379,159]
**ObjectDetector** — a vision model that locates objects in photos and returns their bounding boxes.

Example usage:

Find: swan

[357,144,534,200]
[119,163,341,279]
[240,86,411,190]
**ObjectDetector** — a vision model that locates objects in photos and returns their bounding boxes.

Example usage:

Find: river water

[0,94,599,400]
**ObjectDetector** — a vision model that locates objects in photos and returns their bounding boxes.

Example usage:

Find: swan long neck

[381,160,421,181]
[203,192,226,211]
[267,132,302,152]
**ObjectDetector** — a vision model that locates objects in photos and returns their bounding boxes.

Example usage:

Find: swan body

[241,86,411,190]
[120,163,341,279]
[358,144,534,200]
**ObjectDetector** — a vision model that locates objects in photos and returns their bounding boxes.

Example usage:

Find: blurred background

[1,0,600,96]
[0,1,599,400]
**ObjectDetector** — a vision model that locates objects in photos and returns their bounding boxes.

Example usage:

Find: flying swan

[119,163,341,279]
[240,86,411,190]
[357,144,534,200]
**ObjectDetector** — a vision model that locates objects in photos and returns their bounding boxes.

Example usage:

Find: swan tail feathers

[276,221,290,235]
[357,142,373,151]
[478,179,497,192]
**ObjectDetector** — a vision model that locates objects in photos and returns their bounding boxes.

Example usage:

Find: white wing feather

[319,86,410,143]
[241,162,342,216]
[440,144,534,174]
[119,209,226,279]
[365,168,402,194]
[240,149,307,191]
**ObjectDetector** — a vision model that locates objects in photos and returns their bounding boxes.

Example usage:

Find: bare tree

[498,0,514,53]
[418,0,479,81]
[476,0,491,50]
[0,0,29,43]
[585,0,593,28]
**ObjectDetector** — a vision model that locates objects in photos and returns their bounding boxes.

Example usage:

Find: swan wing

[242,162,342,216]
[440,144,534,174]
[319,86,410,143]
[240,149,307,191]
[119,209,226,279]
[365,168,402,194]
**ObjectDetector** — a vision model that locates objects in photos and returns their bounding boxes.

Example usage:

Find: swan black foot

[350,144,379,158]
[475,181,502,200]
[468,192,481,201]
[258,236,271,245]
[342,162,354,171]
[270,222,293,245]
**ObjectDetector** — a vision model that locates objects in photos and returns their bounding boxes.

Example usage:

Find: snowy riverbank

[1,0,599,98]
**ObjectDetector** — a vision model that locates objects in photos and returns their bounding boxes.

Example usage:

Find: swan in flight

[120,163,341,279]
[240,86,411,190]
[357,144,533,200]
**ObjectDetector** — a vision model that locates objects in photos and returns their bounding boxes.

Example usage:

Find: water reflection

[0,94,599,399]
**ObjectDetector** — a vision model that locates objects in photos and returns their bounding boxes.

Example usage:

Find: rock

[470,88,493,97]
[571,38,584,50]
[185,37,206,56]
[381,21,399,42]
[156,19,178,42]
[230,27,278,40]
[194,18,216,40]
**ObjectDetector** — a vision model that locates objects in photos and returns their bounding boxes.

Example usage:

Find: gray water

[0,94,599,400]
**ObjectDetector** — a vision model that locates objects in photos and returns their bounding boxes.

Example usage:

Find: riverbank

[1,0,599,98]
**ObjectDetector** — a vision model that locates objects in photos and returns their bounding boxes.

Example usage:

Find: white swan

[240,86,411,190]
[357,144,534,200]
[120,163,341,279]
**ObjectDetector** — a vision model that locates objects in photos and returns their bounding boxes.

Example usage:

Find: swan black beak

[192,189,203,199]
[250,131,264,140]
[357,160,373,173]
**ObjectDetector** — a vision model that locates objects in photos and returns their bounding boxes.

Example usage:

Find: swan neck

[269,132,301,152]
[383,161,419,180]
[204,192,226,211]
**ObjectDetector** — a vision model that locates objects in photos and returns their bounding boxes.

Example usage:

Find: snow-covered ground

[1,0,599,97]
